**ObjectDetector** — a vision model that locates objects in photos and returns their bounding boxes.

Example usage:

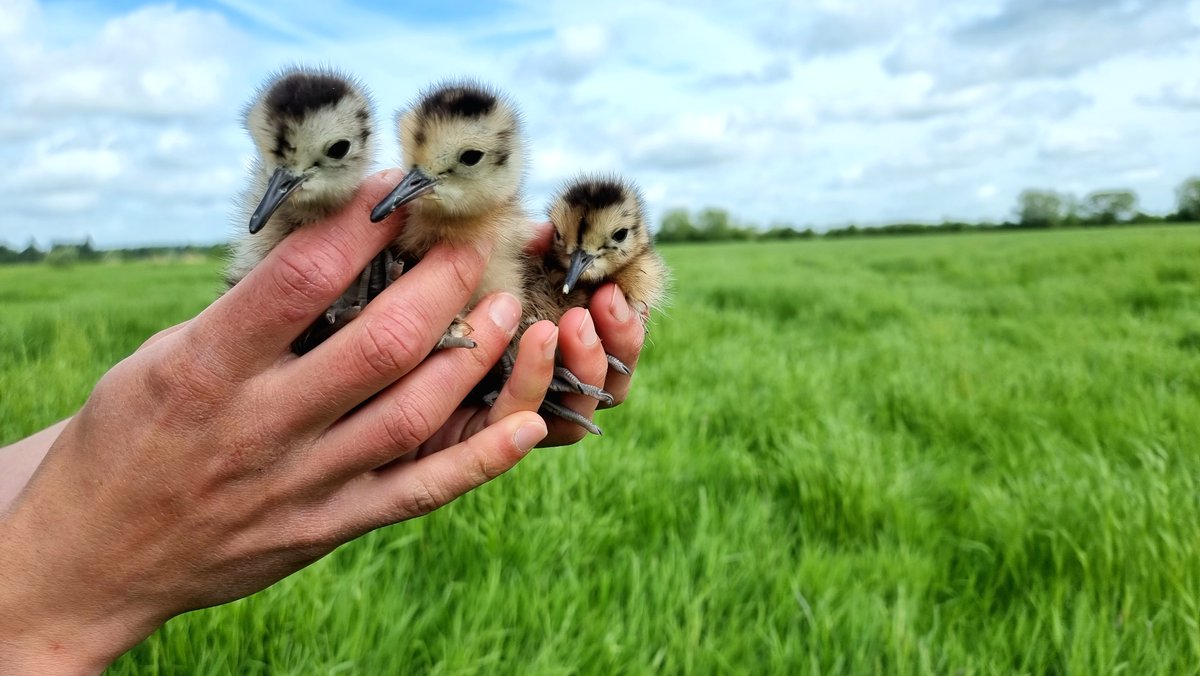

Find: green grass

[3,227,1199,674]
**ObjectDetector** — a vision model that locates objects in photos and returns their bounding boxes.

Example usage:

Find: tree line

[4,178,1198,262]
[0,238,228,266]
[655,176,1200,244]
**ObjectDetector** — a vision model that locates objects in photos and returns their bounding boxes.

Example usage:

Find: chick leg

[480,351,603,436]
[539,398,603,436]
[550,367,614,406]
[294,262,374,355]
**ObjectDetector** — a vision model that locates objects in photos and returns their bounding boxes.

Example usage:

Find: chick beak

[562,249,597,294]
[371,168,438,222]
[249,168,306,234]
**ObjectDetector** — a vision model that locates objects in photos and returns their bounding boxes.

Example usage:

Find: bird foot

[437,334,478,350]
[435,317,476,351]
[606,353,632,376]
[540,398,603,436]
[325,304,361,325]
[480,354,602,435]
[550,366,614,405]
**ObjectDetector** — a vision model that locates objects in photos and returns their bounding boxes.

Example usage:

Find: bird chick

[223,67,383,353]
[370,81,532,350]
[489,175,671,436]
[226,66,376,287]
[534,173,670,365]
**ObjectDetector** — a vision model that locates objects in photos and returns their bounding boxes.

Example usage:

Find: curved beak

[370,168,438,223]
[562,249,597,294]
[249,168,306,234]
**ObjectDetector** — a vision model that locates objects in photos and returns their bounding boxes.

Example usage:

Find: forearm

[0,417,71,515]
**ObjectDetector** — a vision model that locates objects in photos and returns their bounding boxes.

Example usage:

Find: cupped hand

[0,170,555,673]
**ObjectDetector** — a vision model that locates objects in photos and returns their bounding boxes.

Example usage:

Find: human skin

[0,170,645,674]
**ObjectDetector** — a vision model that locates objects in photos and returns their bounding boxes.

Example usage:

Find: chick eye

[459,149,484,166]
[326,140,351,159]
[553,229,563,242]
[613,228,629,243]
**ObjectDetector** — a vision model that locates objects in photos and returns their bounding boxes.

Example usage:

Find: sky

[1,0,1199,247]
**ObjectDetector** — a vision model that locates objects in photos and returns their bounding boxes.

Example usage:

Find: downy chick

[370,81,531,350]
[224,67,382,353]
[534,173,670,363]
[492,175,671,435]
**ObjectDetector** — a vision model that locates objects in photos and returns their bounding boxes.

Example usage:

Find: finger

[273,240,491,424]
[589,284,645,408]
[335,412,546,533]
[137,320,190,352]
[402,319,556,456]
[525,221,553,255]
[541,307,607,446]
[186,169,408,376]
[484,321,557,426]
[309,292,522,478]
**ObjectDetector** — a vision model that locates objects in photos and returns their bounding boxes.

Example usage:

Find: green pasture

[2,226,1198,674]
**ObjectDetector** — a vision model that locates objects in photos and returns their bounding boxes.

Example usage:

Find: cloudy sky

[1,0,1199,247]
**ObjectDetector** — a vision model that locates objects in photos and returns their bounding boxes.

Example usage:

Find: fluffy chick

[492,174,671,435]
[226,66,376,288]
[370,81,531,349]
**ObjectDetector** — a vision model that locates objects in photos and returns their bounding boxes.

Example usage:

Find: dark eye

[326,140,351,159]
[553,229,563,242]
[459,149,484,166]
[613,228,629,243]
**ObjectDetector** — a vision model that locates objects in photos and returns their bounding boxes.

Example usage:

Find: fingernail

[489,292,521,334]
[378,168,405,184]
[609,287,630,323]
[542,327,559,360]
[514,420,546,453]
[578,312,599,347]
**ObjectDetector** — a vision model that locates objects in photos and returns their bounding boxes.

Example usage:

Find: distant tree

[762,223,810,240]
[45,245,80,268]
[78,236,101,262]
[17,239,42,263]
[1016,189,1070,228]
[656,208,698,243]
[695,207,753,240]
[1176,176,1200,222]
[1082,189,1138,225]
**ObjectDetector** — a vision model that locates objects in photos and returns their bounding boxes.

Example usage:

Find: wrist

[0,514,161,674]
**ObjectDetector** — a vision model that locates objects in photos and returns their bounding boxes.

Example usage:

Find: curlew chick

[224,67,385,353]
[226,67,376,288]
[489,175,670,435]
[370,81,532,349]
[534,174,670,372]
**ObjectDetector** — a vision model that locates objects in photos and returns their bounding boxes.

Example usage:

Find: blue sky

[1,0,1199,247]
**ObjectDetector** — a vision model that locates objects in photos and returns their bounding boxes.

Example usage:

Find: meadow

[2,226,1199,674]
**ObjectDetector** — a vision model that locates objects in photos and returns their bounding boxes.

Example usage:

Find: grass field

[3,226,1200,674]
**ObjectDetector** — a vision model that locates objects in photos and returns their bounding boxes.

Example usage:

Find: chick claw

[481,389,603,437]
[482,352,604,436]
[550,366,614,406]
[540,398,603,436]
[436,317,477,350]
[605,354,632,376]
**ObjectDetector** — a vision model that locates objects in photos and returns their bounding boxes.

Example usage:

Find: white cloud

[1140,80,1200,109]
[519,24,612,84]
[2,0,1200,247]
[886,0,1199,90]
[1039,126,1125,160]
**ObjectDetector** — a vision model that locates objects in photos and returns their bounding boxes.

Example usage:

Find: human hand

[0,170,555,673]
